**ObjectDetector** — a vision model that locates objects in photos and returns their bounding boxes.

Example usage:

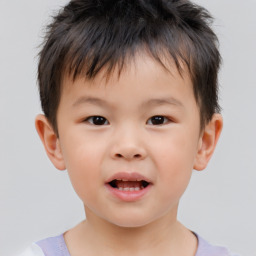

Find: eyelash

[85,116,109,126]
[84,115,170,126]
[146,116,170,125]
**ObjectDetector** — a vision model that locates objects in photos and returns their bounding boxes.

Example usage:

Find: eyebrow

[72,96,109,108]
[142,98,183,108]
[72,96,183,108]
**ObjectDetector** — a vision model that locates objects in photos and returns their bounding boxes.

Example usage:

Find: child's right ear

[35,114,66,171]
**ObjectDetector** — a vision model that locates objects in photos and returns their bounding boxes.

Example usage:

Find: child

[20,0,237,255]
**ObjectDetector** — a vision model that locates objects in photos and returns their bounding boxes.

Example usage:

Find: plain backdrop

[0,1,255,255]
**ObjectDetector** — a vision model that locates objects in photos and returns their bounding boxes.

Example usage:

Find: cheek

[151,131,198,195]
[61,136,106,199]
[153,130,198,170]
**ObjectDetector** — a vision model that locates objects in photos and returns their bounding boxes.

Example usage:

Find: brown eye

[86,116,109,125]
[147,116,168,125]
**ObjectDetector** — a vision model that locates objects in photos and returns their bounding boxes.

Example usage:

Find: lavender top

[20,233,237,256]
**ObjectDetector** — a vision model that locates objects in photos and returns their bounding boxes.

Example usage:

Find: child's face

[47,54,211,227]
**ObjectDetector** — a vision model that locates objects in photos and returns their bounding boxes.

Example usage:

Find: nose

[110,128,147,161]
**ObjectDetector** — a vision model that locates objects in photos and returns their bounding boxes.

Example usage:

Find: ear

[35,114,66,170]
[193,114,223,171]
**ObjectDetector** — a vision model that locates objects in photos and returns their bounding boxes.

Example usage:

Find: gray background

[0,0,255,255]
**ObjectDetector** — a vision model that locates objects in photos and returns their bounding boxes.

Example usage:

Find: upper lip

[106,172,151,184]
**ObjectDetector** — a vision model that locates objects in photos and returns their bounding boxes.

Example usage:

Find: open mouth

[108,179,150,191]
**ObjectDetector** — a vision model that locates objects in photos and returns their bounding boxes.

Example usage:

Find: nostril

[115,153,141,159]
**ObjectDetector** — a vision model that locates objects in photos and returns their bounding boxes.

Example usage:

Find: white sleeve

[18,243,45,256]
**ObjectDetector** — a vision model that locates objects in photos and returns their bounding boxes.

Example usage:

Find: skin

[36,53,223,256]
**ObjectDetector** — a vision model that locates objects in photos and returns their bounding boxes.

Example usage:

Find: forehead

[57,52,202,138]
[59,53,197,115]
[62,52,192,93]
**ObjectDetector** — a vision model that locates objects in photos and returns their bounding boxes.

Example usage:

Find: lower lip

[105,184,151,202]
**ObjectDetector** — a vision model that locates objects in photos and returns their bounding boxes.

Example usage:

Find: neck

[64,206,197,256]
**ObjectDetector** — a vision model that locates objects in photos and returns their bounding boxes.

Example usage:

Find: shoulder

[18,234,70,256]
[196,234,239,256]
[18,243,45,256]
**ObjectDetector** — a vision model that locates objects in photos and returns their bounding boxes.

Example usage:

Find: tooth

[118,187,123,191]
[122,179,128,181]
[134,187,140,191]
[129,187,135,191]
[124,188,129,191]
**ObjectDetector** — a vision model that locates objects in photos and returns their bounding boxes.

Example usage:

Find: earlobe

[35,114,66,170]
[193,114,223,171]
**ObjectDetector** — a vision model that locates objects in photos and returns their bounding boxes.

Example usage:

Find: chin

[105,212,156,229]
[114,220,148,228]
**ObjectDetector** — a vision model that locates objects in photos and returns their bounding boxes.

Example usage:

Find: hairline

[52,48,207,136]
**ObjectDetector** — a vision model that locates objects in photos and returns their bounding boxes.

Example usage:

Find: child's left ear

[193,113,223,171]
